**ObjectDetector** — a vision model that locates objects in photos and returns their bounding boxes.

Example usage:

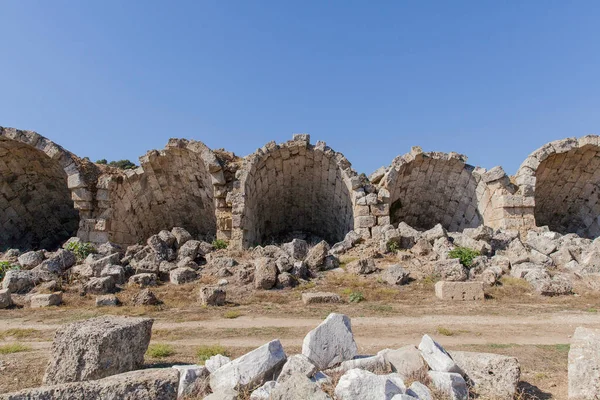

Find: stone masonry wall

[0,127,95,250]
[229,135,364,249]
[88,139,225,246]
[515,136,600,238]
[3,125,600,250]
[378,147,515,232]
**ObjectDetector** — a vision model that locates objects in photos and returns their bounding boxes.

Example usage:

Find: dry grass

[436,326,456,336]
[223,310,241,319]
[146,343,175,358]
[0,343,31,354]
[196,344,228,363]
[0,328,51,341]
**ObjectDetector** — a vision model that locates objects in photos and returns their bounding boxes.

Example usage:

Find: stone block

[435,281,484,301]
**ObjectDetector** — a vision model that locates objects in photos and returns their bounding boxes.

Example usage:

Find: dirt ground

[1,268,599,398]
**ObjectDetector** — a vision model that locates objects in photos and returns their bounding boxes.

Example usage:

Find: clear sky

[1,1,599,175]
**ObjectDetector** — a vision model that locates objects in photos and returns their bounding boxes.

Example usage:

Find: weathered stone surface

[43,316,153,384]
[158,229,176,248]
[433,259,468,281]
[282,239,309,260]
[275,271,297,288]
[147,234,175,261]
[171,364,209,399]
[271,373,332,400]
[199,286,226,306]
[435,281,484,301]
[95,294,120,307]
[302,292,342,305]
[84,276,116,295]
[423,224,447,243]
[406,381,432,400]
[128,273,158,287]
[254,257,278,289]
[100,264,125,284]
[379,345,428,379]
[305,241,330,270]
[169,267,198,285]
[302,313,358,370]
[0,368,179,400]
[0,289,13,309]
[171,227,193,248]
[450,350,520,399]
[17,251,44,269]
[178,239,202,260]
[418,334,461,373]
[277,354,317,383]
[36,249,76,276]
[205,354,231,373]
[250,381,277,399]
[210,340,287,392]
[2,270,37,293]
[331,354,387,375]
[428,371,468,400]
[30,292,62,308]
[334,369,405,400]
[347,258,378,275]
[131,288,161,306]
[463,225,493,242]
[382,264,410,285]
[568,327,600,399]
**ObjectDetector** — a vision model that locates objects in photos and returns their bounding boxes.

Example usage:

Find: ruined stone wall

[3,125,600,250]
[0,127,95,250]
[515,136,600,238]
[90,139,225,246]
[377,147,515,232]
[229,135,362,248]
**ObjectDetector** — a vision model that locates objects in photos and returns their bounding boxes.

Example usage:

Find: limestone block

[302,292,342,305]
[302,313,358,370]
[435,281,484,301]
[379,345,428,379]
[428,371,468,400]
[30,292,62,308]
[199,286,226,306]
[569,327,600,399]
[449,350,520,399]
[43,316,153,384]
[0,288,13,309]
[334,369,405,400]
[418,334,462,373]
[0,368,178,400]
[210,340,287,392]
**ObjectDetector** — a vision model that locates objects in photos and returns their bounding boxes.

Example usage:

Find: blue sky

[1,1,599,175]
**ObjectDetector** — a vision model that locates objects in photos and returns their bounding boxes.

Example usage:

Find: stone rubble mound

[0,313,527,400]
[2,220,600,311]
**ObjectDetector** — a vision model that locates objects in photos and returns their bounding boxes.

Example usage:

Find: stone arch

[515,136,600,238]
[379,147,504,232]
[0,127,90,250]
[231,134,359,248]
[96,139,223,246]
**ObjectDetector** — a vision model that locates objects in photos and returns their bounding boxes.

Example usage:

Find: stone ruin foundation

[2,125,600,250]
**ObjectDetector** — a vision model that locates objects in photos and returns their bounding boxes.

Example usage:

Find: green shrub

[448,246,480,267]
[65,241,97,260]
[146,343,174,358]
[0,261,20,280]
[386,240,400,253]
[196,344,228,363]
[349,291,365,303]
[212,239,228,250]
